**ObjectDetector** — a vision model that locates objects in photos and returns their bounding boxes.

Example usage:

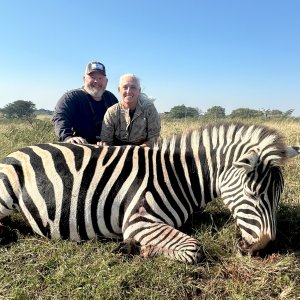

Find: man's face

[119,76,140,109]
[84,71,108,99]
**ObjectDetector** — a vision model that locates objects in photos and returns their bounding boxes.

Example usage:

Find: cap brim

[86,70,106,76]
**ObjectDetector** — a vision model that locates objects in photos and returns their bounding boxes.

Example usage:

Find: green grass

[0,118,300,299]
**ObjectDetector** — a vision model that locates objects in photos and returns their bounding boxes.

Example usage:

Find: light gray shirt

[100,97,160,146]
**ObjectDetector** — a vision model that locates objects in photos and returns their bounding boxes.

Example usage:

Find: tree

[268,109,294,118]
[261,108,294,118]
[35,108,53,115]
[230,108,264,118]
[1,100,36,120]
[268,109,283,117]
[205,106,226,118]
[169,105,200,118]
[284,109,294,117]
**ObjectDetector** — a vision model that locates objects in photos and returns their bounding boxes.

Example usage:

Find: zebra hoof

[113,238,141,256]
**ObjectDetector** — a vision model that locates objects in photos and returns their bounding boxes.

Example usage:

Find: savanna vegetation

[0,117,299,299]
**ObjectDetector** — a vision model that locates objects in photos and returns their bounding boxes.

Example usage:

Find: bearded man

[52,61,118,144]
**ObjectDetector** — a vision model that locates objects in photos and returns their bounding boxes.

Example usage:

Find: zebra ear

[233,150,259,172]
[286,146,300,158]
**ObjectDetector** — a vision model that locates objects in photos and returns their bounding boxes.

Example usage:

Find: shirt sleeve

[100,106,117,145]
[104,90,119,107]
[145,103,161,141]
[52,93,75,142]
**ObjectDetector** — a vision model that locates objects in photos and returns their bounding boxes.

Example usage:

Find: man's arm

[143,104,161,147]
[100,108,117,145]
[52,95,74,141]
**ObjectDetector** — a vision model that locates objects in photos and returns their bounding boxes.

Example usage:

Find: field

[0,118,300,300]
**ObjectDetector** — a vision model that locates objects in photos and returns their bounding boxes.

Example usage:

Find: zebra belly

[18,193,122,241]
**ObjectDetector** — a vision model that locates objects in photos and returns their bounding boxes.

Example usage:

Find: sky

[0,0,300,116]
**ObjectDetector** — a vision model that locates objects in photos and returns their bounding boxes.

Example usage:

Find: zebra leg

[0,196,20,245]
[0,170,22,244]
[139,226,202,264]
[123,212,203,264]
[0,167,20,222]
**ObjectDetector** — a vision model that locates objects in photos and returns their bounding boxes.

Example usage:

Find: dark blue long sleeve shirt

[52,88,118,144]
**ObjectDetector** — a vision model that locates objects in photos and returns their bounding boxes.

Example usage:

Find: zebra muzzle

[238,239,255,256]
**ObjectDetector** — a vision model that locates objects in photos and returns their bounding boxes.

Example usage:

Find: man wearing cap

[52,61,118,144]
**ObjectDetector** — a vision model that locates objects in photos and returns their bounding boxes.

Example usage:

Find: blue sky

[0,0,299,116]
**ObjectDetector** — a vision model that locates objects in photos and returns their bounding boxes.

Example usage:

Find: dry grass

[0,117,300,299]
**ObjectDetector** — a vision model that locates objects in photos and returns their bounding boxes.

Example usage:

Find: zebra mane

[157,122,288,165]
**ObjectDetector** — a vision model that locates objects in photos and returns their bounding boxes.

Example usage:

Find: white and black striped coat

[0,123,299,263]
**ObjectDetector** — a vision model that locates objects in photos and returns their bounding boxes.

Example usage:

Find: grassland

[0,118,299,300]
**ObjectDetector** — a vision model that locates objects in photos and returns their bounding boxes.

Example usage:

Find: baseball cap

[85,61,106,76]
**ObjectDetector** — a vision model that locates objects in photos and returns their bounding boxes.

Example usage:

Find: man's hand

[65,136,88,144]
[96,141,108,146]
[139,143,148,147]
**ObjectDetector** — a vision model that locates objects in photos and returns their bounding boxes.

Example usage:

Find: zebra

[0,123,299,263]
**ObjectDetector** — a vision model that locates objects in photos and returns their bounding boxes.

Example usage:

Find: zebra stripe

[0,123,298,263]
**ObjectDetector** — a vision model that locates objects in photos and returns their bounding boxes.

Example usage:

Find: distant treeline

[162,105,296,119]
[35,108,53,115]
[0,100,53,120]
[0,100,296,120]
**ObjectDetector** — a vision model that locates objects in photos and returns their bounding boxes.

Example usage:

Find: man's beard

[85,86,105,99]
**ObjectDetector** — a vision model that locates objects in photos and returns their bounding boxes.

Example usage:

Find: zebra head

[220,133,299,255]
